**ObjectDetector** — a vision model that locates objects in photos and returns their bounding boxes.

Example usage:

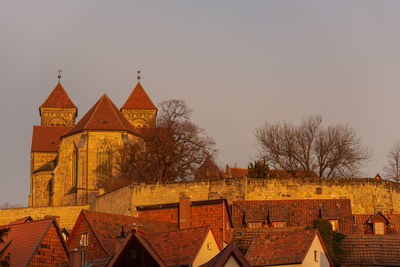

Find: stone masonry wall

[0,205,89,231]
[93,177,400,216]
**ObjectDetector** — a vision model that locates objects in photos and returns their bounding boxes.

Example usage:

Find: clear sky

[1,1,400,205]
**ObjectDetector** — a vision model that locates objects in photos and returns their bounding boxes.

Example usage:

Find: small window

[247,222,261,229]
[329,220,339,231]
[272,221,286,228]
[207,242,212,250]
[80,233,89,247]
[314,250,319,262]
[374,222,385,235]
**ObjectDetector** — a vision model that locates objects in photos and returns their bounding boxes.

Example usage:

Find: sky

[1,1,400,206]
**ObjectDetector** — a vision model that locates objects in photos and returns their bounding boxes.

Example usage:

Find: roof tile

[63,94,140,137]
[40,82,76,109]
[31,125,73,152]
[245,229,318,266]
[121,82,157,110]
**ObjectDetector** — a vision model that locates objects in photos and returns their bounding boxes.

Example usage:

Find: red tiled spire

[63,94,140,137]
[121,82,157,110]
[40,82,76,109]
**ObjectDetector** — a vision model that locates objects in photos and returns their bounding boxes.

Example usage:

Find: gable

[193,230,221,267]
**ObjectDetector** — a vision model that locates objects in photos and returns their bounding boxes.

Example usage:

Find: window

[207,242,212,250]
[80,233,88,247]
[97,141,112,177]
[329,220,339,231]
[272,221,286,228]
[71,145,77,188]
[314,250,319,262]
[247,222,261,229]
[374,222,385,235]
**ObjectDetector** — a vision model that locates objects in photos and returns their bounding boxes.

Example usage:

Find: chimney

[179,197,191,229]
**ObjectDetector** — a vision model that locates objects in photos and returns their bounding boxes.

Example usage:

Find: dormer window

[329,220,339,231]
[374,222,385,235]
[247,222,262,229]
[272,221,286,228]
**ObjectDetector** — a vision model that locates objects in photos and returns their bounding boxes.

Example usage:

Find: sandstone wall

[0,205,88,231]
[91,185,134,215]
[93,177,400,216]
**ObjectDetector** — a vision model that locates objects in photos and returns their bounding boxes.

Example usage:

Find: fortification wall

[0,205,89,231]
[93,177,400,216]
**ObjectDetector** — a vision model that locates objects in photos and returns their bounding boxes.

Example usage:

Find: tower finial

[137,70,141,81]
[57,69,62,81]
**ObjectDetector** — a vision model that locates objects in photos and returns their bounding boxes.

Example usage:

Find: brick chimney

[179,197,191,229]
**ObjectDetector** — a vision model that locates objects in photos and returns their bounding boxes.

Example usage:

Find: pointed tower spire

[39,72,77,126]
[121,71,158,128]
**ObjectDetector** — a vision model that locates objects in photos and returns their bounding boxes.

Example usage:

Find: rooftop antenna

[57,69,62,82]
[137,70,141,81]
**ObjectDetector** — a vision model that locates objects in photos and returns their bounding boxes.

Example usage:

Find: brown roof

[0,218,68,266]
[199,242,251,267]
[245,229,322,266]
[195,156,223,180]
[342,235,400,266]
[40,82,76,109]
[67,210,177,256]
[63,94,140,137]
[8,216,33,225]
[31,125,73,152]
[353,213,400,235]
[121,82,157,110]
[232,199,354,234]
[144,225,215,266]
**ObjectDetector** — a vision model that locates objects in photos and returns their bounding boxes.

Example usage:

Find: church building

[29,73,157,207]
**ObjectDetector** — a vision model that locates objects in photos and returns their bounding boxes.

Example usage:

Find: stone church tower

[121,82,158,128]
[30,76,157,207]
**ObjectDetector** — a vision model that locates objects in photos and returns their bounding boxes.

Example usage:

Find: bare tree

[383,140,400,183]
[255,115,370,178]
[97,99,216,192]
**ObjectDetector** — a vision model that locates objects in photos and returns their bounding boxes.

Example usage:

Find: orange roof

[144,225,215,266]
[67,210,177,256]
[245,229,327,266]
[121,82,157,110]
[40,82,76,109]
[63,94,140,137]
[342,235,400,266]
[31,125,73,152]
[0,218,68,266]
[232,199,354,234]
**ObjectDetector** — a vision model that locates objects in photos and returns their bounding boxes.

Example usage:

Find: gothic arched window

[71,144,77,188]
[97,141,112,177]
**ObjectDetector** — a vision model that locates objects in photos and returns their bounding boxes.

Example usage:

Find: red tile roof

[245,229,320,266]
[121,82,157,110]
[199,242,251,267]
[67,210,177,256]
[144,225,215,266]
[31,125,73,152]
[195,156,223,180]
[353,213,400,235]
[232,199,354,234]
[342,235,400,266]
[63,94,140,137]
[40,82,76,109]
[0,218,68,266]
[8,216,33,225]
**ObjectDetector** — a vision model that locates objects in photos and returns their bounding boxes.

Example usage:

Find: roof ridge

[81,210,112,256]
[25,218,54,265]
[148,225,209,236]
[105,94,126,131]
[83,95,104,131]
[190,225,212,263]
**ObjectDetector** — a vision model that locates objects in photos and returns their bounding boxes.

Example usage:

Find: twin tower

[30,78,158,207]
